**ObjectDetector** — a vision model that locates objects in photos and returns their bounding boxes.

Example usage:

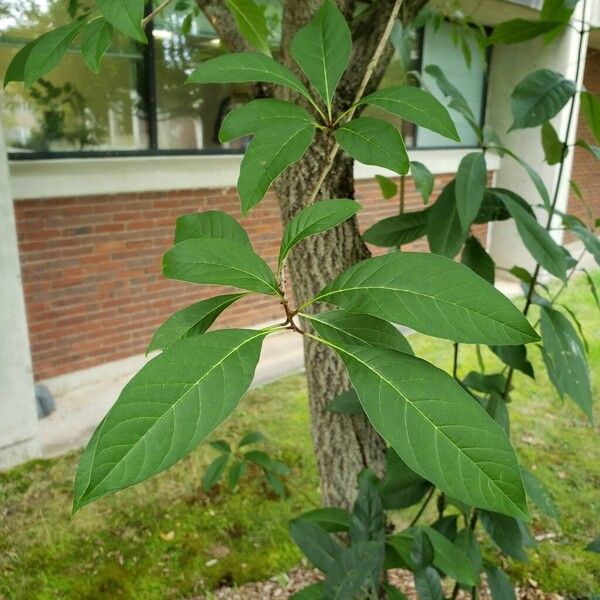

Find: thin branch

[142,0,176,28]
[304,0,404,207]
[408,486,436,527]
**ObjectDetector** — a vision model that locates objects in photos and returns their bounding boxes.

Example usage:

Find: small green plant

[202,431,290,498]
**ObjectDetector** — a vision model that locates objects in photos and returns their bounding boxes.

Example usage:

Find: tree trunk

[274,132,387,509]
[197,0,427,508]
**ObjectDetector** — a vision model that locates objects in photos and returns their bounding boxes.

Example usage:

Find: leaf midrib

[326,340,524,517]
[316,281,531,340]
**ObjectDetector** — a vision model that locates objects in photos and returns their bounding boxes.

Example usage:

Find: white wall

[486,3,589,270]
[0,114,40,470]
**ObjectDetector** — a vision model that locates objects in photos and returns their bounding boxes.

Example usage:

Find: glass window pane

[153,7,252,151]
[417,21,486,148]
[0,1,149,153]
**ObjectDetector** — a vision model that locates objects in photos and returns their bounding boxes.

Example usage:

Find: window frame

[6,15,490,161]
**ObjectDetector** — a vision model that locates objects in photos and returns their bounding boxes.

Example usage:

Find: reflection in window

[153,7,253,151]
[0,1,148,153]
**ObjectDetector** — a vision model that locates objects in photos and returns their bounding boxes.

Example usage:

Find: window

[418,21,487,148]
[0,2,487,159]
[1,2,149,154]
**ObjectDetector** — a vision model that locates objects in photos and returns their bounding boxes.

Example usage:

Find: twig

[409,486,436,527]
[142,0,176,28]
[305,0,404,207]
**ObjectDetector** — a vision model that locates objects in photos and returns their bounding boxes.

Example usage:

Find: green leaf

[563,215,600,265]
[522,468,559,519]
[324,541,384,600]
[455,528,482,573]
[238,430,266,447]
[304,310,413,355]
[225,0,271,55]
[487,19,562,45]
[494,147,551,210]
[496,190,568,282]
[244,450,273,469]
[335,117,409,175]
[219,98,314,143]
[147,294,246,353]
[580,91,600,145]
[540,306,593,421]
[431,515,458,540]
[463,372,507,395]
[411,162,434,205]
[314,341,529,519]
[541,122,563,165]
[238,121,315,214]
[73,329,268,511]
[583,268,600,309]
[210,440,231,453]
[296,507,352,533]
[314,252,539,345]
[279,200,361,266]
[359,85,459,141]
[383,584,408,600]
[411,528,434,570]
[289,519,342,574]
[422,526,479,586]
[427,181,468,258]
[80,19,113,73]
[455,152,487,231]
[228,460,247,489]
[576,138,600,160]
[380,450,432,510]
[424,65,474,122]
[375,175,398,200]
[413,567,444,600]
[290,0,351,110]
[23,21,87,86]
[290,582,326,600]
[362,210,429,248]
[187,52,310,100]
[174,210,253,247]
[327,389,363,415]
[541,0,578,23]
[4,40,36,86]
[350,478,385,546]
[163,238,279,296]
[480,511,530,561]
[490,345,534,378]
[97,0,146,43]
[202,454,230,492]
[485,565,516,600]
[264,470,286,497]
[461,236,495,284]
[510,69,576,130]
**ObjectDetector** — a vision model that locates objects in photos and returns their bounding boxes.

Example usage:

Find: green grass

[1,273,599,599]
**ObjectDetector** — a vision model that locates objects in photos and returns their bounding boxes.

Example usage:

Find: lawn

[1,273,599,599]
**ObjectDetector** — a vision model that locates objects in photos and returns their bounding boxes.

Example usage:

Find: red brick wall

[15,171,480,380]
[567,48,600,237]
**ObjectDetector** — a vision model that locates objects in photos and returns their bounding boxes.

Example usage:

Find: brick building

[1,0,599,468]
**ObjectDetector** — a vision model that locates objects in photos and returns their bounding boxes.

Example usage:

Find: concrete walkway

[38,240,595,458]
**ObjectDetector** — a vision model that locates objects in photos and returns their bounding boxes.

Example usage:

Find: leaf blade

[314,252,539,345]
[279,200,361,266]
[73,329,268,510]
[335,117,409,175]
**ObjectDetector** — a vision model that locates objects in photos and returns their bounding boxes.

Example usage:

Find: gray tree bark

[196,0,427,509]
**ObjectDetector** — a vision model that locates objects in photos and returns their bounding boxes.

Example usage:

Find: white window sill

[9,149,500,200]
